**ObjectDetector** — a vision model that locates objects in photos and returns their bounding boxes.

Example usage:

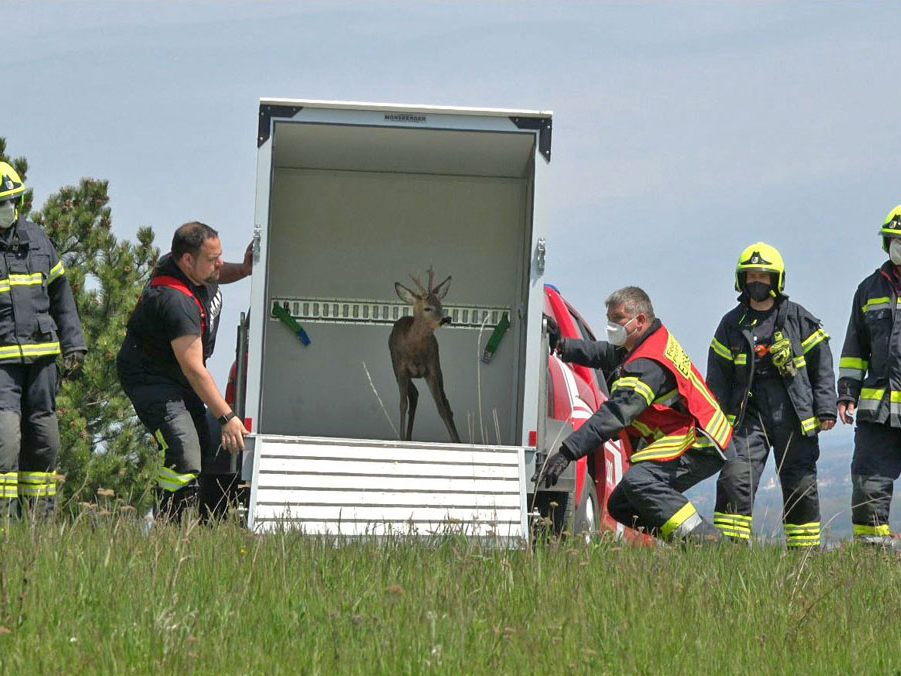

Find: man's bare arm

[171,334,248,452]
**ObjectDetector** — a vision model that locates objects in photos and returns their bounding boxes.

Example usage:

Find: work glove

[545,316,561,354]
[542,447,573,488]
[769,331,796,377]
[62,350,86,379]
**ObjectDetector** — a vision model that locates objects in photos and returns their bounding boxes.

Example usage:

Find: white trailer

[241,99,555,545]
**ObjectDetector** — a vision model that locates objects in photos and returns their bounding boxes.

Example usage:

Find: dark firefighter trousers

[714,378,821,548]
[0,359,61,519]
[851,421,901,543]
[123,383,241,523]
[607,448,723,540]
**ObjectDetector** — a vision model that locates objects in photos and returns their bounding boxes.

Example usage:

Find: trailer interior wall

[258,122,537,445]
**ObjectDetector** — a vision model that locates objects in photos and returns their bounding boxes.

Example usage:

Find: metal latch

[536,238,546,275]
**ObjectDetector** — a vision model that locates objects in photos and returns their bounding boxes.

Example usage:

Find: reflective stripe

[800,417,819,435]
[18,471,57,498]
[727,414,736,426]
[0,341,62,361]
[734,354,748,366]
[792,355,807,369]
[611,376,655,406]
[710,338,732,361]
[801,329,829,354]
[838,356,867,381]
[853,523,891,538]
[858,388,886,414]
[157,466,197,493]
[713,512,751,539]
[653,388,679,407]
[154,429,169,451]
[0,471,17,499]
[661,502,700,540]
[687,368,732,448]
[785,522,820,548]
[862,297,892,313]
[48,261,65,283]
[0,272,45,294]
[631,430,697,463]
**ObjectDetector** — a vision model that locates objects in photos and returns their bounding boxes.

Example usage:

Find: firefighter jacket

[707,297,836,437]
[559,320,732,463]
[838,261,901,427]
[0,218,85,363]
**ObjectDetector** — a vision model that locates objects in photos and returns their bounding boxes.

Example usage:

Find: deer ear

[395,283,417,304]
[433,275,452,300]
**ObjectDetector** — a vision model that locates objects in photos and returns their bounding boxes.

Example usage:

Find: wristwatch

[218,411,237,426]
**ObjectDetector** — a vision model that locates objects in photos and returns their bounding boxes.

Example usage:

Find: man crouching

[543,286,732,543]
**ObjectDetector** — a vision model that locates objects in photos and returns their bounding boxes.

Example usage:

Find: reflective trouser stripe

[157,467,197,492]
[154,429,196,493]
[785,522,820,548]
[18,471,57,498]
[713,512,751,539]
[661,502,701,540]
[0,471,17,499]
[853,523,891,538]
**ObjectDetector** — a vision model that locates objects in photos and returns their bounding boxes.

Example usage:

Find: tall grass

[0,512,898,674]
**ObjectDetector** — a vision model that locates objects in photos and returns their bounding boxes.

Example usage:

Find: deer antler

[426,267,435,293]
[408,273,427,295]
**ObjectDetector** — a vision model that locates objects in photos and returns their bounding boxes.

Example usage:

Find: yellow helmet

[880,204,901,252]
[0,162,25,205]
[734,242,785,294]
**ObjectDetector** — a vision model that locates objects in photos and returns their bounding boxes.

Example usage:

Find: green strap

[480,312,510,363]
[272,303,311,346]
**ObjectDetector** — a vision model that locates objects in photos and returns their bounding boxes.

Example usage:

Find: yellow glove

[770,331,796,377]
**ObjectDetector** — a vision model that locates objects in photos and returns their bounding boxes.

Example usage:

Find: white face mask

[0,201,16,230]
[606,316,637,346]
[890,239,901,266]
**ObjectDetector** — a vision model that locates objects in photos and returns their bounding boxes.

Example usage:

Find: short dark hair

[171,221,219,260]
[605,286,656,321]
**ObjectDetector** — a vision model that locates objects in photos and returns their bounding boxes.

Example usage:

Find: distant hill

[684,427,901,543]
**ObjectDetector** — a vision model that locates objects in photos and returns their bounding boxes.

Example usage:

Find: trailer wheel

[572,478,600,542]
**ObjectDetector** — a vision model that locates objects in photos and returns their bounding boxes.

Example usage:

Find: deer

[389,268,461,443]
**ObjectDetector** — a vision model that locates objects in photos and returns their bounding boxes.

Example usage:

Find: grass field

[0,509,899,675]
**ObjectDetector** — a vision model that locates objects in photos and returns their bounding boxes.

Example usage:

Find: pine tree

[0,139,161,507]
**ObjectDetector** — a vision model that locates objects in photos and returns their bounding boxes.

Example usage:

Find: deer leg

[397,375,410,441]
[426,370,461,443]
[406,381,419,441]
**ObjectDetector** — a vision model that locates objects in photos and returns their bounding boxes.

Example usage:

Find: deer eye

[425,307,434,313]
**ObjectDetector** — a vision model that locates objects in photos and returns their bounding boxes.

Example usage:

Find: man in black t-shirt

[118,221,251,521]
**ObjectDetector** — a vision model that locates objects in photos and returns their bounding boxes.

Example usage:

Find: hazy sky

[6,1,901,458]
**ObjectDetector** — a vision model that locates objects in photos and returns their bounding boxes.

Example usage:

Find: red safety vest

[623,325,732,463]
[149,275,208,340]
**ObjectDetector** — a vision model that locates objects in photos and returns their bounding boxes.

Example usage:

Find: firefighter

[543,286,731,544]
[0,162,86,519]
[707,243,836,548]
[117,221,251,522]
[838,205,901,550]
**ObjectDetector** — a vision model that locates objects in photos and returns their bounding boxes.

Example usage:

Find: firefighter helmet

[880,204,901,252]
[734,242,786,294]
[0,162,25,205]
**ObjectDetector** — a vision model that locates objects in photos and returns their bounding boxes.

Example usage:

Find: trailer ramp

[247,436,528,546]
